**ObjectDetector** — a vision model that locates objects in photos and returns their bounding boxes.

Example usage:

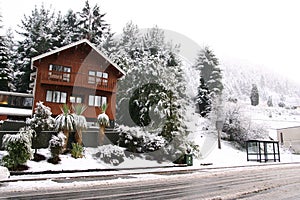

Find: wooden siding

[33,43,120,121]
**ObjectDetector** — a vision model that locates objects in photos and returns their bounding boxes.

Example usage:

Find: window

[88,95,107,106]
[46,90,67,103]
[88,70,108,86]
[70,95,83,104]
[49,64,71,82]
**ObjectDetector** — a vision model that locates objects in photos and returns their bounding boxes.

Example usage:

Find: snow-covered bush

[278,102,285,108]
[222,102,268,148]
[27,101,55,131]
[1,127,34,170]
[27,101,55,156]
[95,144,125,166]
[118,125,167,153]
[48,132,65,164]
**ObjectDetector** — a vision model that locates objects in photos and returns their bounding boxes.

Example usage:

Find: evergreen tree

[100,26,118,58]
[115,24,190,160]
[194,46,223,97]
[15,5,58,92]
[5,29,17,91]
[267,96,273,107]
[76,0,109,46]
[60,9,81,45]
[197,77,211,117]
[250,84,259,106]
[0,20,14,91]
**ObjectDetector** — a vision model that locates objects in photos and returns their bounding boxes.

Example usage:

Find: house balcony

[39,71,117,92]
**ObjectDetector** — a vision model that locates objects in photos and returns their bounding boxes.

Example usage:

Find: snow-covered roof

[31,39,125,77]
[0,107,32,116]
[275,125,300,131]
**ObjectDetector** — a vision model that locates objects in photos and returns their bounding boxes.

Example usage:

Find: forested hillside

[221,61,300,106]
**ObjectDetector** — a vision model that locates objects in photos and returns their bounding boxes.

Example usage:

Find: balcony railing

[40,71,117,92]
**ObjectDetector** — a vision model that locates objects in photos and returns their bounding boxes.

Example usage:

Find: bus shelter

[246,140,280,162]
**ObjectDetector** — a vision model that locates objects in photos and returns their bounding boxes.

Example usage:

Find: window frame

[70,95,84,104]
[88,95,107,107]
[48,64,72,82]
[46,90,67,104]
[88,70,109,86]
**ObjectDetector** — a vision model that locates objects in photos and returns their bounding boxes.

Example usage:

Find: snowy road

[1,164,300,199]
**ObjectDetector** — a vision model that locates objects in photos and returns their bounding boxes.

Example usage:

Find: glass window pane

[61,92,67,103]
[70,96,76,103]
[58,65,63,71]
[24,97,33,107]
[101,96,107,106]
[46,91,52,102]
[89,71,95,76]
[88,95,94,106]
[103,73,108,78]
[102,79,108,86]
[76,97,82,104]
[88,77,95,84]
[96,77,101,83]
[64,67,71,73]
[96,71,102,77]
[95,96,101,107]
[53,91,60,103]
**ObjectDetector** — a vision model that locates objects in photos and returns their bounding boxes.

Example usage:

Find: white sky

[1,0,300,83]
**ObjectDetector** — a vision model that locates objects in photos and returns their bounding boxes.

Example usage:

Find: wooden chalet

[31,39,125,124]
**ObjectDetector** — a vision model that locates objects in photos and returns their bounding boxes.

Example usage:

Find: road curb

[2,162,300,183]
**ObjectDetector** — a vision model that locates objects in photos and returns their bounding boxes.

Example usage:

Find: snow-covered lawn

[1,134,298,175]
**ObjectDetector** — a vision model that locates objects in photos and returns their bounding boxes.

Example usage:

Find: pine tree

[197,77,211,117]
[15,5,58,92]
[5,29,17,91]
[267,96,273,107]
[100,26,118,58]
[250,84,259,106]
[194,46,223,97]
[76,0,109,46]
[0,16,14,91]
[115,24,191,160]
[61,9,81,45]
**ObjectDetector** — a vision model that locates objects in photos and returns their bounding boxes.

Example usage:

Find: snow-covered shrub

[278,102,285,108]
[48,132,65,164]
[71,143,84,159]
[222,103,268,148]
[27,101,55,156]
[118,125,167,153]
[27,101,55,131]
[1,127,34,170]
[95,144,125,166]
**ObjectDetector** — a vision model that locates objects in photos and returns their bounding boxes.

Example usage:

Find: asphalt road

[1,164,300,199]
